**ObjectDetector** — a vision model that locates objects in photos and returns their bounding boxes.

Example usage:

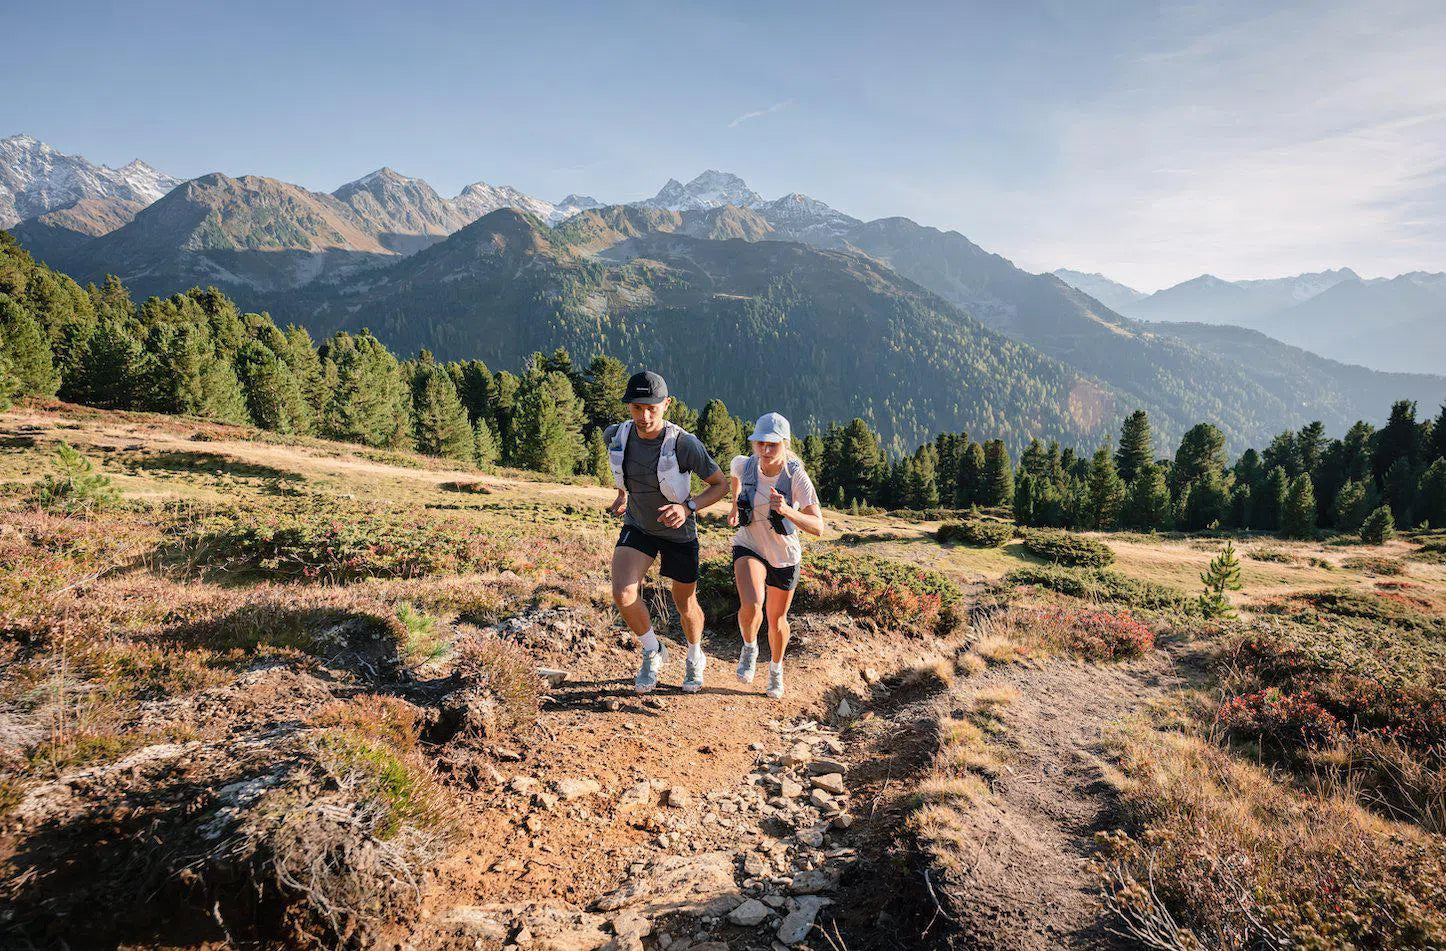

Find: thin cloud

[728,98,793,128]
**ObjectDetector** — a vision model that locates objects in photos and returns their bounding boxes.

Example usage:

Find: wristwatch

[685,498,698,513]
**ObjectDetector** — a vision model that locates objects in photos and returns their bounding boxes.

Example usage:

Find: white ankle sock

[687,642,705,664]
[770,661,783,673]
[639,629,659,651]
[741,639,758,653]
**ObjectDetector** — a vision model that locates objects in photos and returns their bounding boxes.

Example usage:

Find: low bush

[32,442,119,515]
[1247,547,1296,563]
[1003,564,1194,613]
[173,496,506,583]
[1343,555,1407,575]
[1218,687,1344,750]
[1031,606,1155,661]
[1019,528,1115,567]
[699,548,964,636]
[1265,587,1444,635]
[936,519,1013,547]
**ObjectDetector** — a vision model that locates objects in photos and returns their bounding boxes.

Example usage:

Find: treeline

[1,231,1442,537]
[834,405,1445,538]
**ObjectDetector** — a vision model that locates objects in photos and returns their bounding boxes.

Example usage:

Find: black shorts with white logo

[731,546,801,591]
[616,525,701,584]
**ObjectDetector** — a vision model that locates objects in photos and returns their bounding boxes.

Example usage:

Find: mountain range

[1053,266,1446,376]
[3,136,1442,451]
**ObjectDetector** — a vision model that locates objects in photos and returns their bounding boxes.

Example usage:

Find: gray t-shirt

[605,423,720,542]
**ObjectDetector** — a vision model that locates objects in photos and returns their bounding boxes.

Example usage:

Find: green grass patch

[1018,528,1115,567]
[937,519,1013,548]
[1003,564,1195,613]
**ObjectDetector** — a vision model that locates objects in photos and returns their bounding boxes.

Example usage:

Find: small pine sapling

[1198,539,1243,619]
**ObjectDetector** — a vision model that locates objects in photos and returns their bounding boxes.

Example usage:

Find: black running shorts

[616,525,701,584]
[731,545,801,591]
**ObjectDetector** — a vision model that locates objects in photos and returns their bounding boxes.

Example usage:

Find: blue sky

[6,0,1444,289]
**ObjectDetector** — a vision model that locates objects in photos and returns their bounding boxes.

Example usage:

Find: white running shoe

[635,644,669,693]
[766,667,785,699]
[737,642,759,683]
[682,649,706,693]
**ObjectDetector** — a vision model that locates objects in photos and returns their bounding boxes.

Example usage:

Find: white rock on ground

[728,898,772,927]
[777,896,831,944]
[811,773,846,795]
[556,777,602,800]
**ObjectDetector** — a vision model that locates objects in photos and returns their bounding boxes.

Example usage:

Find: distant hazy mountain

[0,133,179,228]
[1055,266,1444,375]
[1122,268,1360,325]
[1050,269,1146,312]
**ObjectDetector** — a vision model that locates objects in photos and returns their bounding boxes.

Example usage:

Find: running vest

[608,420,694,504]
[739,455,800,536]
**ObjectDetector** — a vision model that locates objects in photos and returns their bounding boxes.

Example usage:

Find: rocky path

[405,609,937,951]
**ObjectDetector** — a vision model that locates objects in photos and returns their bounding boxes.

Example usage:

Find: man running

[605,370,728,693]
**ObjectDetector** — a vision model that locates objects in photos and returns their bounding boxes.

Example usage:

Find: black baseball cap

[622,370,669,404]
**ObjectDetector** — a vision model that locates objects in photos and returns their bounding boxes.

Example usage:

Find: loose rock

[728,898,771,927]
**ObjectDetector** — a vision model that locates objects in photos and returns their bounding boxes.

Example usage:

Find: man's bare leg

[671,579,707,692]
[611,545,656,636]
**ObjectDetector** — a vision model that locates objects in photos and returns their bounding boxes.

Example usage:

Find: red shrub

[1035,606,1155,661]
[1219,688,1345,749]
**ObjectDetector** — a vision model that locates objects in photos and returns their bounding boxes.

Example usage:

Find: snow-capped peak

[1,132,181,228]
[638,170,763,211]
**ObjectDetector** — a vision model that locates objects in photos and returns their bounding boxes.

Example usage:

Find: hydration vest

[738,455,800,536]
[608,420,694,504]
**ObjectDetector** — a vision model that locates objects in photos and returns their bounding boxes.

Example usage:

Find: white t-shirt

[730,455,821,568]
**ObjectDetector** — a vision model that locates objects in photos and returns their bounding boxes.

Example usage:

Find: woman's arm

[776,498,826,536]
[727,473,741,526]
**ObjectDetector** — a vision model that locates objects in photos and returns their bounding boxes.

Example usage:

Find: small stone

[743,852,771,877]
[762,893,788,909]
[604,699,623,712]
[780,779,804,798]
[806,759,847,776]
[836,699,855,718]
[796,827,825,848]
[808,789,833,809]
[862,667,880,684]
[831,813,855,830]
[811,773,846,796]
[780,743,813,766]
[535,792,559,809]
[618,780,653,813]
[510,777,539,794]
[790,868,838,895]
[537,667,569,687]
[728,898,771,927]
[556,778,601,800]
[666,786,692,808]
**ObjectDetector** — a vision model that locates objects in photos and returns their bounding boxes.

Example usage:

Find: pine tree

[982,440,1014,507]
[837,419,882,504]
[1297,421,1326,477]
[1020,437,1046,478]
[448,358,495,426]
[799,433,825,480]
[1114,410,1152,484]
[473,417,499,470]
[73,315,143,409]
[1255,466,1289,530]
[0,293,59,398]
[322,331,411,448]
[1280,473,1317,539]
[1430,404,1446,463]
[1171,423,1227,496]
[1181,470,1230,531]
[585,427,610,485]
[1415,459,1446,529]
[236,340,307,434]
[492,370,521,463]
[1373,400,1419,483]
[664,397,698,432]
[1198,540,1243,619]
[908,446,940,509]
[514,367,585,476]
[1262,430,1300,477]
[1122,462,1172,531]
[1359,505,1396,544]
[582,355,629,430]
[956,440,986,507]
[410,359,474,462]
[1384,457,1418,526]
[1013,471,1036,526]
[0,326,16,410]
[1332,479,1371,532]
[280,325,326,434]
[1086,444,1126,529]
[698,398,741,467]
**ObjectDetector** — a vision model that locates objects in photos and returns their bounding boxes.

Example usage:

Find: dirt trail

[923,646,1196,950]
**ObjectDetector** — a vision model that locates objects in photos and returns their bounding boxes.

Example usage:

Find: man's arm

[656,469,728,528]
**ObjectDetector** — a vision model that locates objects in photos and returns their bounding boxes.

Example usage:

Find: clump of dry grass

[1097,725,1446,949]
[449,631,540,740]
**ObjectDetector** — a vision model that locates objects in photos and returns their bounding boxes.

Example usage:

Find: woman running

[727,412,825,698]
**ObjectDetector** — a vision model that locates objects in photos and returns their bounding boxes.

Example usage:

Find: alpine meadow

[3,3,1446,949]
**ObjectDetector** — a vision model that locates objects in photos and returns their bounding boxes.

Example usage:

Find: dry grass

[1099,723,1446,949]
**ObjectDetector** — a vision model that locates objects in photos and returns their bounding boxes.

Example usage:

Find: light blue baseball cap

[749,412,791,443]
